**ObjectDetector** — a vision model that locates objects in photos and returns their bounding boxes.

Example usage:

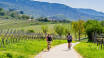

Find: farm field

[0,19,73,36]
[0,19,70,31]
[0,19,85,40]
[17,23,71,33]
[0,19,40,29]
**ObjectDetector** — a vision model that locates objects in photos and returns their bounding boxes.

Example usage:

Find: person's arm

[46,36,48,42]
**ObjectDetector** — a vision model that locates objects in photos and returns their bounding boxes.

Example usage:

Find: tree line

[36,17,71,23]
[41,19,104,42]
[0,8,32,20]
[72,20,104,42]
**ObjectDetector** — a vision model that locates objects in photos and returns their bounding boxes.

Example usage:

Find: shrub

[6,53,12,58]
[27,29,35,33]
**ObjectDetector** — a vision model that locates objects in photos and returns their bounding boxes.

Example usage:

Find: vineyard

[0,29,64,48]
[0,28,67,58]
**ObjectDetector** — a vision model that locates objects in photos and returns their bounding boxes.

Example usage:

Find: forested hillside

[0,0,104,20]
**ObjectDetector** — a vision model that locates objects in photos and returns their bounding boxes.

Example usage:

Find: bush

[27,29,35,33]
[6,53,12,58]
[21,15,30,20]
[37,17,50,22]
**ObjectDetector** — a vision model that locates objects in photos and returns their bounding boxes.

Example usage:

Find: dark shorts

[67,40,72,43]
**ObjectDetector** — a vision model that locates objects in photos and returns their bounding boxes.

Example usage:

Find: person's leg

[67,40,69,48]
[70,42,72,47]
[48,41,51,51]
[69,42,71,48]
[69,42,72,49]
[47,41,49,50]
[68,43,70,48]
[50,41,51,48]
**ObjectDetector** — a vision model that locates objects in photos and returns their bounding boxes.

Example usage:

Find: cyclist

[67,33,72,49]
[46,34,52,51]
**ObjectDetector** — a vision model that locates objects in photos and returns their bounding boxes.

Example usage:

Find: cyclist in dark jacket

[67,33,72,49]
[46,34,52,51]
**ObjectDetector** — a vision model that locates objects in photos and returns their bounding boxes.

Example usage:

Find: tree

[101,20,104,27]
[0,8,3,12]
[21,15,30,20]
[10,12,17,18]
[0,8,5,16]
[77,20,85,41]
[41,25,48,37]
[0,12,5,16]
[41,25,48,34]
[84,20,103,42]
[44,18,49,22]
[19,11,24,14]
[37,17,50,22]
[64,24,71,35]
[0,8,31,19]
[72,21,78,40]
[72,20,85,41]
[54,24,65,36]
[101,21,104,33]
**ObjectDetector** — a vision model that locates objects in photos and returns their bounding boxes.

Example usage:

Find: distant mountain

[0,0,104,20]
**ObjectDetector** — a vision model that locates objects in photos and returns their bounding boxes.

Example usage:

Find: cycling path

[35,42,82,58]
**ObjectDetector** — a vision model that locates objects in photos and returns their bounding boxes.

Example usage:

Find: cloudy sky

[34,0,104,12]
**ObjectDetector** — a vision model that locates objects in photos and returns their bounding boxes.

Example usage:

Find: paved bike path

[35,42,82,58]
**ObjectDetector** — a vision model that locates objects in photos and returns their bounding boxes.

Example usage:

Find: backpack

[47,36,52,41]
[67,35,72,40]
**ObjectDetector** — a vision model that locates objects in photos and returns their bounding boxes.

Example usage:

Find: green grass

[74,42,104,58]
[0,39,69,58]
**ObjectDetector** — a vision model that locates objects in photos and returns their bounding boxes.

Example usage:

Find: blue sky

[34,0,104,12]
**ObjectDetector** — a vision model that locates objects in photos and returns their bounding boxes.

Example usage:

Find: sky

[34,0,104,12]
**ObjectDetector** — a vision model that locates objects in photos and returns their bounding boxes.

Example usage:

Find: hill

[0,0,104,20]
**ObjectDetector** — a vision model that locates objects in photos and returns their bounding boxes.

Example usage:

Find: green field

[0,19,71,32]
[0,39,69,58]
[0,19,76,38]
[74,42,104,58]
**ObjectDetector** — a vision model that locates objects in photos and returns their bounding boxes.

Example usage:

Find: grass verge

[74,42,104,58]
[0,39,73,58]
